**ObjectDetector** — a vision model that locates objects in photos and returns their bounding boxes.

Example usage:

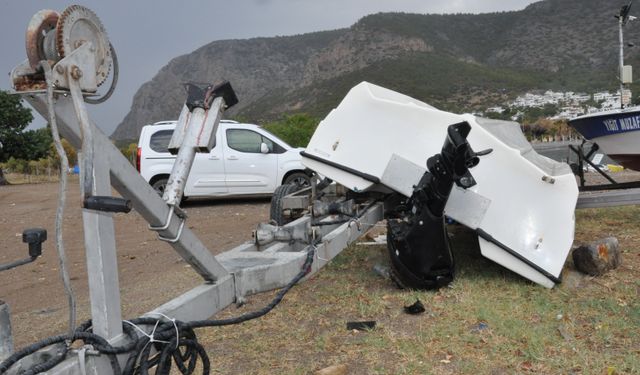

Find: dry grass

[195,206,640,374]
[2,172,62,185]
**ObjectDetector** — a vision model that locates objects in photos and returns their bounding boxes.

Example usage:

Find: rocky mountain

[112,0,640,141]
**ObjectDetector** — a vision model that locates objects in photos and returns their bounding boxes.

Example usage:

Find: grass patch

[197,206,640,374]
[1,172,61,184]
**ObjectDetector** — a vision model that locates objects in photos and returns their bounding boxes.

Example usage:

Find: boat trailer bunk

[1,6,580,375]
[567,141,640,208]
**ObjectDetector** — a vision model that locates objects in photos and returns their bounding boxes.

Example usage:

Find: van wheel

[270,183,300,226]
[151,177,189,203]
[151,177,168,196]
[283,172,310,189]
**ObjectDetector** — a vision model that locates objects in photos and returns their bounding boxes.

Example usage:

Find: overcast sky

[0,0,539,135]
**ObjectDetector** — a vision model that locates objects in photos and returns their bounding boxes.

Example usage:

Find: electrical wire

[0,256,37,272]
[0,244,316,375]
[41,61,77,337]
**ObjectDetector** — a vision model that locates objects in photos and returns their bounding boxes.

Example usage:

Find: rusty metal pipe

[163,97,224,206]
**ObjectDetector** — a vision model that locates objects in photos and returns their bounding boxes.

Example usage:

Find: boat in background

[569,107,640,170]
[568,1,640,170]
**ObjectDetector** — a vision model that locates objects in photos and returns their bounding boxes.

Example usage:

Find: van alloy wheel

[284,172,310,188]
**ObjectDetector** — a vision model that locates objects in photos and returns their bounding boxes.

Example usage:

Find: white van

[136,120,311,198]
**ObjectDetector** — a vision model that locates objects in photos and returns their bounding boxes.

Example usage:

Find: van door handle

[227,155,238,160]
[209,155,220,160]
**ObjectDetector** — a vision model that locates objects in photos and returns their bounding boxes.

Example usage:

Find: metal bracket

[148,205,188,243]
[50,42,99,92]
[147,206,186,231]
[567,142,640,191]
[157,219,186,243]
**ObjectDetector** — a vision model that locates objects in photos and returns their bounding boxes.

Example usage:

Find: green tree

[119,143,138,165]
[17,127,53,160]
[0,90,33,185]
[50,138,77,168]
[263,113,319,148]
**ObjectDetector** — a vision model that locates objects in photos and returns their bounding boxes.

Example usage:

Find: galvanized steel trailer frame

[2,92,383,374]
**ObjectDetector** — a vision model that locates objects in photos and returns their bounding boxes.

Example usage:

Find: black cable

[0,256,36,272]
[84,43,118,105]
[3,200,379,374]
[190,247,314,329]
[0,245,316,375]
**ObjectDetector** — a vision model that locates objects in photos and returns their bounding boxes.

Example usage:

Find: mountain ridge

[112,0,640,141]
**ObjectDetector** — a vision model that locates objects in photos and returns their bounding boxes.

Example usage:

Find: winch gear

[56,5,112,86]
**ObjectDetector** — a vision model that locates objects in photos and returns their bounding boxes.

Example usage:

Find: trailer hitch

[387,121,491,289]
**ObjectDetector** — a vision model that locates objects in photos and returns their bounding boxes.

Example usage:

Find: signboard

[592,153,604,165]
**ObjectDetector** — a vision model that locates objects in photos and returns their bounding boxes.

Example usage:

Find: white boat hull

[569,107,640,170]
[302,82,579,288]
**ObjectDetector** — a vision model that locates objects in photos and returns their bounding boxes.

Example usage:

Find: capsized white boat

[302,82,579,288]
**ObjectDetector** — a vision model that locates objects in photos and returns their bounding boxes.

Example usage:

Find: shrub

[263,113,319,148]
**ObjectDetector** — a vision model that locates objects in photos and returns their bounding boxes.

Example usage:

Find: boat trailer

[1,5,580,374]
[566,141,640,208]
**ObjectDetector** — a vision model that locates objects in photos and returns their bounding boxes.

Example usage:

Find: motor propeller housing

[387,122,491,289]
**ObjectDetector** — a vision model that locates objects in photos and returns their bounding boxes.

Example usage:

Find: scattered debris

[372,264,390,279]
[557,324,574,341]
[358,234,387,246]
[403,299,426,315]
[315,364,348,375]
[439,353,453,364]
[470,322,489,333]
[572,237,621,276]
[520,361,534,371]
[346,321,376,331]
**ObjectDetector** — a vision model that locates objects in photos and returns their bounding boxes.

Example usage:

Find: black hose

[0,245,316,375]
[0,256,36,272]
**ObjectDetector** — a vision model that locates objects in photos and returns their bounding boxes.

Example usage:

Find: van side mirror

[260,143,269,154]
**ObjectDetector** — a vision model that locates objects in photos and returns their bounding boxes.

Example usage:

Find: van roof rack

[153,119,239,125]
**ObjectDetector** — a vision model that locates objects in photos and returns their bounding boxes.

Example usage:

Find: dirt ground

[0,177,271,348]
[1,171,639,374]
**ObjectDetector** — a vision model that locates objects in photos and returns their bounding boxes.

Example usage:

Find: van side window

[149,130,174,153]
[227,129,285,154]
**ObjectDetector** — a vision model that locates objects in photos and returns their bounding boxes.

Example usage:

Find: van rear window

[149,130,174,153]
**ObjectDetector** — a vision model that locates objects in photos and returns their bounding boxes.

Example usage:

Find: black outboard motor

[387,121,491,289]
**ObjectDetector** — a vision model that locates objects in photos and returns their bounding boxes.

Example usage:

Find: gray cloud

[0,0,539,134]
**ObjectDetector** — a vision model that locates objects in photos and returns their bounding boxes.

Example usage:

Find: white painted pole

[619,17,625,108]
